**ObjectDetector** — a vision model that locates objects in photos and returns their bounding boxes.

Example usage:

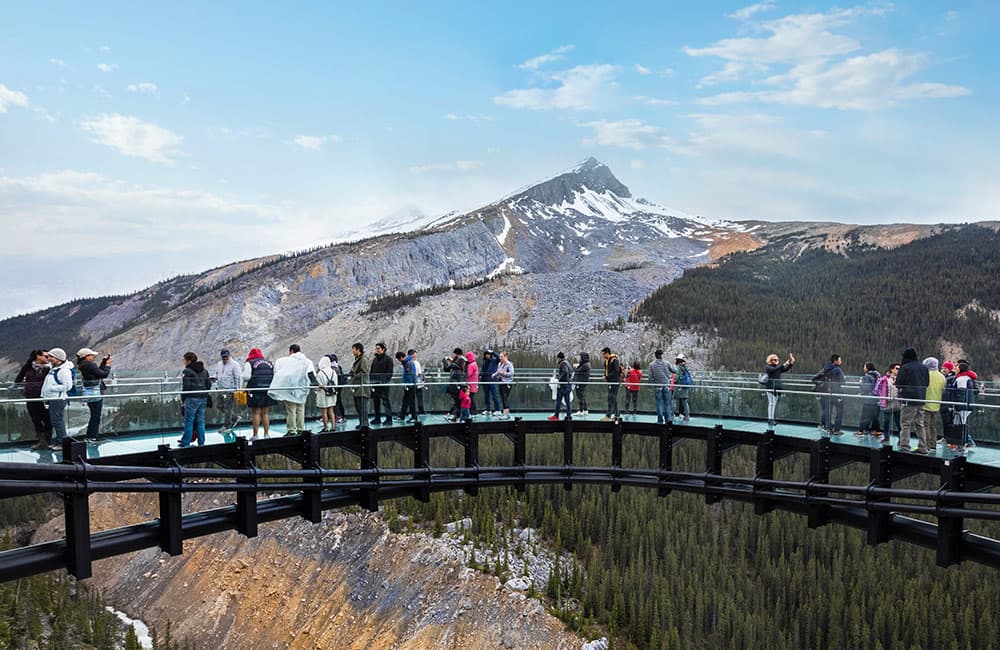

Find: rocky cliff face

[35,493,586,649]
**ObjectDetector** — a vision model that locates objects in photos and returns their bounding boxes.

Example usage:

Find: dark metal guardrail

[0,417,999,582]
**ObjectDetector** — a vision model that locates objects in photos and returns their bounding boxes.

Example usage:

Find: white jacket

[41,361,75,399]
[267,352,316,405]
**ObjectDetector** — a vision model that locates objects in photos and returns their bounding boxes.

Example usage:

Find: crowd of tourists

[761,348,983,454]
[10,341,986,454]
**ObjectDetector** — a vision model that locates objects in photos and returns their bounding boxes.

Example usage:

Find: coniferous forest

[637,225,1000,376]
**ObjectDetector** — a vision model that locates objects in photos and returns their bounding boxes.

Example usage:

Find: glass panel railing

[0,370,996,461]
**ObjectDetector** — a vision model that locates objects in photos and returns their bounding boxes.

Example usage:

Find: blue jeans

[880,409,900,441]
[483,384,500,411]
[554,385,572,418]
[654,387,673,423]
[182,397,207,446]
[48,399,68,442]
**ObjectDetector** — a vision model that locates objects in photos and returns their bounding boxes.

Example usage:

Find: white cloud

[700,49,971,110]
[409,160,485,174]
[293,134,341,150]
[0,84,29,113]
[632,95,679,106]
[444,113,493,122]
[686,9,867,68]
[48,58,66,68]
[944,10,959,22]
[519,45,575,70]
[97,63,118,73]
[92,84,112,99]
[127,82,159,95]
[661,67,676,77]
[181,92,191,105]
[100,45,112,53]
[630,159,645,169]
[581,119,676,151]
[729,2,776,21]
[696,60,769,87]
[494,64,619,110]
[80,113,183,163]
[634,64,652,75]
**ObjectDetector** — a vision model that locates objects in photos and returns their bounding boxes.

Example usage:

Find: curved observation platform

[0,410,999,582]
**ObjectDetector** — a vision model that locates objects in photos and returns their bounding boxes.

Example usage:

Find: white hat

[77,347,99,358]
[48,347,67,362]
[675,354,687,362]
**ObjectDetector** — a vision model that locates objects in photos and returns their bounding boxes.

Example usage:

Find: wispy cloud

[293,134,341,150]
[580,119,677,151]
[409,160,484,174]
[92,84,112,99]
[127,82,159,95]
[181,92,191,105]
[99,45,112,53]
[700,50,971,110]
[729,2,776,21]
[80,113,184,163]
[518,45,574,70]
[0,84,29,113]
[634,64,652,75]
[494,64,619,110]
[97,63,118,73]
[444,113,493,122]
[632,95,679,106]
[48,58,66,68]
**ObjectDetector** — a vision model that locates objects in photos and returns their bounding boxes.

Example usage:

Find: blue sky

[1,1,998,316]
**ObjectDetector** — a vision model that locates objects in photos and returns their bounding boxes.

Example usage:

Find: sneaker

[817,425,829,434]
[830,429,844,436]
[31,442,47,450]
[600,416,612,422]
[582,410,589,416]
[547,415,559,421]
[854,431,867,437]
[492,410,502,416]
[573,411,584,417]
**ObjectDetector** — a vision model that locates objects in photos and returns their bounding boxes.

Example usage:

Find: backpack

[678,366,693,386]
[812,368,833,393]
[51,366,81,397]
[757,372,769,385]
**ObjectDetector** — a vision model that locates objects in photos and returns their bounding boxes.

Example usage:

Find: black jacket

[573,353,591,384]
[896,348,929,401]
[557,359,573,384]
[604,355,622,383]
[77,359,110,388]
[181,361,211,397]
[764,360,793,392]
[370,353,394,383]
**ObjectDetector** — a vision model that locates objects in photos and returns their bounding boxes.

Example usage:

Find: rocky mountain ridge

[0,159,986,372]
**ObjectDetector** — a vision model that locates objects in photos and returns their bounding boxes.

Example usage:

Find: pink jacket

[465,352,479,393]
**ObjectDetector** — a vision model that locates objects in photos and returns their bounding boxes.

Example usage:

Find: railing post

[300,432,322,523]
[157,444,183,556]
[360,428,379,512]
[563,417,574,492]
[754,429,775,515]
[464,421,479,497]
[611,418,623,493]
[512,418,526,494]
[807,437,830,528]
[62,439,91,579]
[233,438,258,538]
[412,422,430,503]
[705,424,724,504]
[866,445,892,546]
[658,424,673,497]
[936,456,966,567]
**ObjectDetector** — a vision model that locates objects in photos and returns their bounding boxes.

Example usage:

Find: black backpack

[812,368,833,393]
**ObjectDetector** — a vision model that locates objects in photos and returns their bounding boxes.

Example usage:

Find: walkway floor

[1,412,997,468]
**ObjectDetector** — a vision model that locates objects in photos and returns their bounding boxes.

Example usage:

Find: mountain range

[0,158,975,372]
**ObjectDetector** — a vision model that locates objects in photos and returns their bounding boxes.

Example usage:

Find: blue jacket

[401,355,417,384]
[480,354,500,382]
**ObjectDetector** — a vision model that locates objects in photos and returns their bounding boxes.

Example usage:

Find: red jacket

[625,368,642,391]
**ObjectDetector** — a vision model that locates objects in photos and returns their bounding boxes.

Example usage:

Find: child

[624,361,642,415]
[458,385,472,423]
